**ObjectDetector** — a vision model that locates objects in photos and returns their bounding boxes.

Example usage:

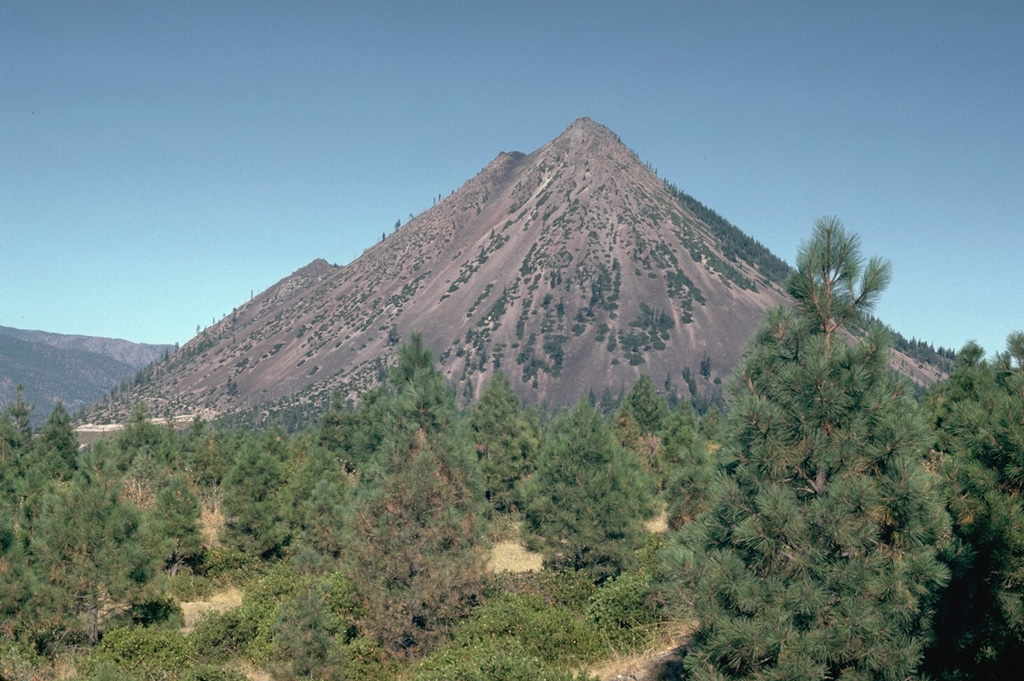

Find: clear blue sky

[2,1,1021,358]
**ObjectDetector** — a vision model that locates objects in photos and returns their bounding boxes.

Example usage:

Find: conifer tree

[525,399,656,582]
[272,583,342,680]
[181,416,233,488]
[280,434,350,561]
[341,334,488,658]
[661,219,949,680]
[620,374,669,435]
[319,385,391,472]
[6,385,33,443]
[221,436,289,559]
[466,370,540,513]
[150,475,203,575]
[0,514,33,640]
[924,333,1024,679]
[28,450,157,646]
[114,402,167,471]
[615,375,671,489]
[32,402,79,480]
[661,400,718,530]
[786,215,892,354]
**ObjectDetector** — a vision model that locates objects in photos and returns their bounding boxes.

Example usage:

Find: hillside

[0,326,172,424]
[80,118,946,425]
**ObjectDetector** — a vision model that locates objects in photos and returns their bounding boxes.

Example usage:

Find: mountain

[80,118,946,425]
[0,326,173,425]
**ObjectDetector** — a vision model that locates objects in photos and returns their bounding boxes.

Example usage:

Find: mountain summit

[84,118,942,424]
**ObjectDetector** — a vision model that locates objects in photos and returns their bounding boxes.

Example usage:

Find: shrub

[180,666,248,681]
[89,626,191,681]
[197,546,255,580]
[189,609,255,664]
[129,595,183,628]
[453,593,603,666]
[586,571,659,650]
[0,640,43,681]
[413,638,597,681]
[342,637,401,681]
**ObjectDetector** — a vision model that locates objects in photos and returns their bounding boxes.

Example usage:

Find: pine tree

[150,475,203,575]
[661,219,950,680]
[924,333,1024,679]
[28,450,157,646]
[0,513,33,640]
[525,399,656,582]
[341,335,488,658]
[272,583,341,680]
[6,385,33,443]
[114,402,167,471]
[616,375,671,489]
[281,433,350,561]
[221,435,289,559]
[181,416,233,487]
[620,374,669,435]
[32,402,79,480]
[661,400,718,530]
[786,215,892,354]
[466,371,540,513]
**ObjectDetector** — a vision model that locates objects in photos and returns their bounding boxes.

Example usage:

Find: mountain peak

[563,116,612,135]
[549,116,622,151]
[82,119,947,426]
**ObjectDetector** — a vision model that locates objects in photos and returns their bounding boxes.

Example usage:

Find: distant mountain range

[0,326,172,425]
[78,118,948,427]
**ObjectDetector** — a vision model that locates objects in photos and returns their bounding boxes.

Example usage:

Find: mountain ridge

[0,326,173,424]
[79,118,946,425]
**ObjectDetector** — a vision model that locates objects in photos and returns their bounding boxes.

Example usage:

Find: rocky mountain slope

[81,118,945,425]
[0,326,172,424]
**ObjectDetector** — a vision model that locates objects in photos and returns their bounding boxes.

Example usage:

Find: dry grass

[488,539,544,573]
[645,508,668,533]
[179,587,244,633]
[587,619,696,681]
[232,659,272,681]
[200,501,225,546]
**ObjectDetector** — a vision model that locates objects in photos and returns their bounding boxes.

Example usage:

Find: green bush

[198,545,255,580]
[413,638,598,681]
[180,666,249,681]
[342,636,400,681]
[165,570,216,603]
[89,626,191,681]
[129,595,184,628]
[453,594,602,666]
[189,609,254,664]
[0,640,44,681]
[76,660,140,681]
[533,566,598,609]
[586,571,659,650]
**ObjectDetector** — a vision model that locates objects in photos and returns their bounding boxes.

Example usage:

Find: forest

[2,219,1023,681]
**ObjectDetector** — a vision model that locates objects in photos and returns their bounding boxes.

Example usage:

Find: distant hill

[0,326,172,425]
[80,118,948,427]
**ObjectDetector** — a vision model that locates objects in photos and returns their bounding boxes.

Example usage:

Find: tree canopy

[661,219,950,680]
